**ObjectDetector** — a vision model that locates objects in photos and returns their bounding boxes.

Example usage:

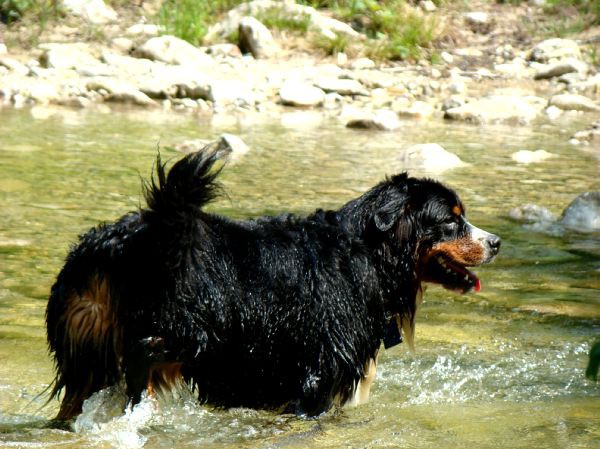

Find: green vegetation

[301,0,440,60]
[255,6,311,32]
[157,0,243,45]
[0,0,58,24]
[546,0,600,25]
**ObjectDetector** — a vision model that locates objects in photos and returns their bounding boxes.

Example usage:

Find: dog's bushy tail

[143,149,224,225]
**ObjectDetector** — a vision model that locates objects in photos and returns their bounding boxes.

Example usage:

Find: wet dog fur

[46,149,500,421]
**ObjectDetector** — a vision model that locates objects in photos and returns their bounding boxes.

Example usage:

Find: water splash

[378,341,597,406]
[73,386,153,449]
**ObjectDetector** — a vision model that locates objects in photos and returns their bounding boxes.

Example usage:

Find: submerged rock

[345,109,401,131]
[508,204,557,223]
[560,192,600,232]
[571,120,600,144]
[511,149,554,164]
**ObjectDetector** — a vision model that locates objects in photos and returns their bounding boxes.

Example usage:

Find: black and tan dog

[46,149,500,421]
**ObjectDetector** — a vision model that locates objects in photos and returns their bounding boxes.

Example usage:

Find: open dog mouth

[423,253,481,294]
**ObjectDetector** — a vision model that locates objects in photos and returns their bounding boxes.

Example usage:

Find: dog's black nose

[487,235,501,256]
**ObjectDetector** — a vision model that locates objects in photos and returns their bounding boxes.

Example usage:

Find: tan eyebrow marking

[452,205,463,216]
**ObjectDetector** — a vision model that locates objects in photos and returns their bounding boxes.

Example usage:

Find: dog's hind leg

[124,336,167,407]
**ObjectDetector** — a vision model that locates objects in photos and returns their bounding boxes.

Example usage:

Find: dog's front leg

[124,336,166,407]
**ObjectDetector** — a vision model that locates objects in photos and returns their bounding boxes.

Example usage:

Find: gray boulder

[560,192,600,232]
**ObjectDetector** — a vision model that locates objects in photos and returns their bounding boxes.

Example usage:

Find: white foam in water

[74,386,155,449]
[378,341,595,406]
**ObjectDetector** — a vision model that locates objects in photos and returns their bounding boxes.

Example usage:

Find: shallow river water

[0,106,599,448]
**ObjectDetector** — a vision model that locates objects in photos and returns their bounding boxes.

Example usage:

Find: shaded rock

[549,94,600,112]
[238,16,279,59]
[511,149,554,164]
[346,109,401,131]
[533,58,588,80]
[39,43,99,70]
[135,35,213,67]
[314,78,368,96]
[529,38,581,63]
[560,192,600,232]
[279,81,325,107]
[86,78,156,106]
[393,100,435,119]
[62,0,117,24]
[508,204,557,223]
[397,143,466,173]
[444,95,545,125]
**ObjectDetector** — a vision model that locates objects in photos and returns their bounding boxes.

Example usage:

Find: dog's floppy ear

[374,202,403,231]
[373,174,410,231]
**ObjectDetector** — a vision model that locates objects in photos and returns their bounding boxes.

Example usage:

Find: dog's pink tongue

[475,279,481,292]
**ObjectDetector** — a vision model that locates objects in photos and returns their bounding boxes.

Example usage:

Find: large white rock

[135,35,214,67]
[549,94,600,112]
[238,16,279,58]
[279,81,325,107]
[397,143,466,173]
[62,0,117,24]
[444,95,546,125]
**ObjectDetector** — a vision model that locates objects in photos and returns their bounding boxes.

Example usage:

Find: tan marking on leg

[345,352,380,407]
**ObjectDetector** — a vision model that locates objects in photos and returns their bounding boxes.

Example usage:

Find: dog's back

[46,151,385,419]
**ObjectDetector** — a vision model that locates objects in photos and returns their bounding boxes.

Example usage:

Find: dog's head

[361,173,501,294]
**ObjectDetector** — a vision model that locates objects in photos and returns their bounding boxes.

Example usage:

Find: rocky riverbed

[0,1,598,127]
